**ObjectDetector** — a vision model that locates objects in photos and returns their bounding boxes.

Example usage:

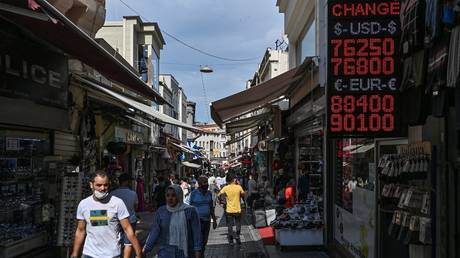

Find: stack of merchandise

[270,195,323,230]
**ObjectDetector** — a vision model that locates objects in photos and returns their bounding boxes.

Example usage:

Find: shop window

[333,138,376,258]
[335,138,375,212]
[138,45,149,84]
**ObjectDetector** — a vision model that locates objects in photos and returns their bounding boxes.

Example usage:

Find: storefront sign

[327,0,402,137]
[0,28,68,108]
[115,127,144,145]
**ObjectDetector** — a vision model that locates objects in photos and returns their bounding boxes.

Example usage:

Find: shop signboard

[115,127,144,145]
[0,28,68,108]
[327,0,403,137]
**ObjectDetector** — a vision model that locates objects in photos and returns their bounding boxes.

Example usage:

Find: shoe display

[269,195,324,230]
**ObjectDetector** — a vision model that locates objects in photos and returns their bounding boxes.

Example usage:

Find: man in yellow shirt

[218,173,245,245]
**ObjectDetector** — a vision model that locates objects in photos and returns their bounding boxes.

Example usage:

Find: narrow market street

[136,204,328,258]
[1,1,460,258]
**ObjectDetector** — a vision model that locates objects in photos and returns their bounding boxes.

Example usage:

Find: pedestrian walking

[143,185,202,258]
[218,173,245,245]
[70,171,142,258]
[155,176,170,209]
[189,176,217,257]
[284,179,296,208]
[208,177,219,206]
[207,172,216,188]
[260,175,270,194]
[180,177,191,204]
[246,174,259,210]
[111,173,138,258]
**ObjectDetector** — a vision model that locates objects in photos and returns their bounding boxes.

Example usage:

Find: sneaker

[228,238,234,245]
[235,238,241,245]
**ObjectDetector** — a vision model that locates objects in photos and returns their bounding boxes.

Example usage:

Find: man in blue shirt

[190,176,217,257]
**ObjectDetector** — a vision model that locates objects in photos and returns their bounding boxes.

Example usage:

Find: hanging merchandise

[378,142,434,249]
[57,167,82,247]
[426,35,450,118]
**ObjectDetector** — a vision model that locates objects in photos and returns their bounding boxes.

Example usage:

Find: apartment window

[297,20,317,65]
[138,45,149,83]
[151,47,160,91]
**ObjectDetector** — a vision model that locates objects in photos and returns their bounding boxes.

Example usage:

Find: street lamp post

[199,65,213,122]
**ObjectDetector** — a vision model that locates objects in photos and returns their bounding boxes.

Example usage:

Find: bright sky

[105,0,284,123]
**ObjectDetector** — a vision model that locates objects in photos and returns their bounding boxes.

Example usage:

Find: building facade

[193,123,228,163]
[96,16,165,91]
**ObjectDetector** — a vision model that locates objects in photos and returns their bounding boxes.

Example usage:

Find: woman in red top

[284,179,296,208]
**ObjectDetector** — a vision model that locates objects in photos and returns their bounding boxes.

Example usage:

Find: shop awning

[225,111,271,135]
[170,142,195,154]
[210,60,309,127]
[350,144,375,154]
[226,128,258,145]
[75,75,202,133]
[0,1,167,104]
[182,161,201,169]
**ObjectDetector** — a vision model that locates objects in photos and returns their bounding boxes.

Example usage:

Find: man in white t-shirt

[71,171,142,258]
[216,174,226,189]
[208,172,216,189]
[111,173,138,258]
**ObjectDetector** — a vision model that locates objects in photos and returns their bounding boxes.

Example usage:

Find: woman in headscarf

[143,185,202,258]
[284,179,296,208]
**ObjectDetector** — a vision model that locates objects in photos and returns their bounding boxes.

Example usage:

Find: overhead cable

[117,0,261,62]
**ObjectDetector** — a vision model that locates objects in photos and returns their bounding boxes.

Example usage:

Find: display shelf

[0,231,47,258]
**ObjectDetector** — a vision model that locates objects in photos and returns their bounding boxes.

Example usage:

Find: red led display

[327,0,402,137]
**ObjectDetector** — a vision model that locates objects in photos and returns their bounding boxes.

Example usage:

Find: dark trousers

[226,212,241,240]
[247,193,260,209]
[200,219,211,256]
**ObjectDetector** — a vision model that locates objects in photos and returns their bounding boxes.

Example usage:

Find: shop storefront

[269,91,327,248]
[325,0,460,256]
[0,22,72,257]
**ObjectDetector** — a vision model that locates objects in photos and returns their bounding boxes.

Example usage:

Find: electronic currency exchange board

[327,0,402,137]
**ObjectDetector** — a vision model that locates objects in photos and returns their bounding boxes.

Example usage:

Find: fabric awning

[169,142,195,154]
[210,60,309,127]
[0,1,167,104]
[75,75,202,133]
[225,110,271,135]
[350,144,375,154]
[182,161,201,169]
[226,128,258,145]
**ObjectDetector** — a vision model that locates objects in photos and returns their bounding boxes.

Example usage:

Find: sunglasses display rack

[57,166,83,247]
[378,142,433,248]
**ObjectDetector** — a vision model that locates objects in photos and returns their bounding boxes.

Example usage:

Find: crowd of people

[69,166,305,258]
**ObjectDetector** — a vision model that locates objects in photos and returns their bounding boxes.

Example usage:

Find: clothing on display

[401,0,426,56]
[447,25,460,88]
